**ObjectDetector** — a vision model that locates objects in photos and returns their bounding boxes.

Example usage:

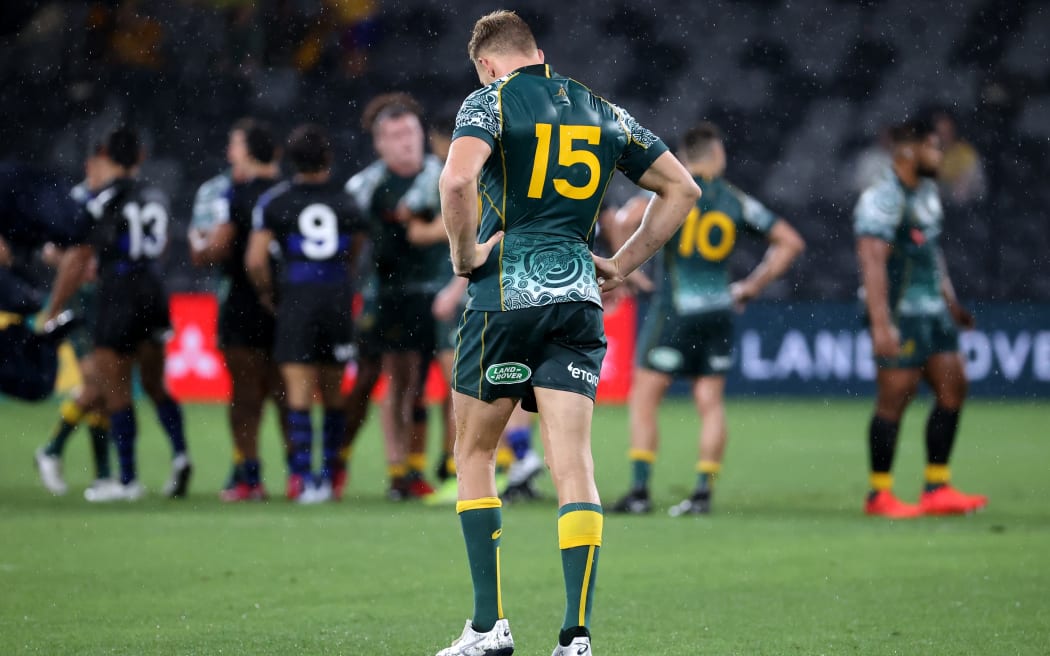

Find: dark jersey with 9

[252,179,364,364]
[252,180,363,291]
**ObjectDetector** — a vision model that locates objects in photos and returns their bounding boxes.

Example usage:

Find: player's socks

[110,406,138,485]
[558,502,603,638]
[287,410,313,478]
[86,412,111,480]
[628,448,655,491]
[456,497,504,633]
[923,464,951,492]
[321,409,346,482]
[406,451,427,477]
[153,396,187,456]
[242,459,261,487]
[495,447,513,474]
[696,460,720,493]
[924,405,960,490]
[506,426,531,460]
[868,415,900,496]
[45,399,84,457]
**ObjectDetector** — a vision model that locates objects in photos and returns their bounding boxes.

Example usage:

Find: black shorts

[219,280,275,351]
[375,291,436,354]
[453,301,606,412]
[274,284,354,365]
[94,271,170,355]
[637,308,733,377]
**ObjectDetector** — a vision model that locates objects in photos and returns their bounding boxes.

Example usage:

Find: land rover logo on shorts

[485,362,532,385]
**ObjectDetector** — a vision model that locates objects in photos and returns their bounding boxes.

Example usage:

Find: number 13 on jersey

[528,123,601,200]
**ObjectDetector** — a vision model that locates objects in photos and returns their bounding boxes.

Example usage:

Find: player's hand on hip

[871,323,901,359]
[592,254,625,293]
[454,231,503,278]
[730,280,759,311]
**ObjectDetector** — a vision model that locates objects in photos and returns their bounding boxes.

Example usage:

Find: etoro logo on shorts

[485,362,532,385]
[566,361,599,387]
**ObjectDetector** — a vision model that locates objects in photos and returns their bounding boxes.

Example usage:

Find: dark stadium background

[2,0,1048,397]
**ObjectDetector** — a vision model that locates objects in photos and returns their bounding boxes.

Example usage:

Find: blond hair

[467,10,537,62]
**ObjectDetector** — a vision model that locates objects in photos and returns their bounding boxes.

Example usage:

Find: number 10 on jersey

[528,123,601,201]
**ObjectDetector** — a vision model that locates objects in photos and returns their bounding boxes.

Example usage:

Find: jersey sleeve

[452,85,501,148]
[854,180,904,242]
[609,103,669,183]
[214,185,233,226]
[730,185,777,234]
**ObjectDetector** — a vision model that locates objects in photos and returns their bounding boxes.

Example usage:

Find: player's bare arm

[188,222,236,267]
[937,248,975,329]
[857,236,900,358]
[593,151,699,293]
[731,219,806,305]
[439,135,504,277]
[39,244,93,323]
[432,275,468,322]
[245,229,275,312]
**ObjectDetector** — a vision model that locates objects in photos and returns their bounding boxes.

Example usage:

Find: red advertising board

[164,293,636,404]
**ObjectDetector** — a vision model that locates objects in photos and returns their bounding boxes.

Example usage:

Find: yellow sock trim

[388,463,407,479]
[232,448,245,465]
[456,496,502,514]
[578,544,596,626]
[85,412,110,430]
[628,448,656,463]
[60,399,85,425]
[495,447,514,470]
[338,445,352,461]
[446,456,457,476]
[870,472,894,491]
[925,464,951,485]
[558,509,604,549]
[406,452,427,473]
[496,544,504,619]
[697,460,721,475]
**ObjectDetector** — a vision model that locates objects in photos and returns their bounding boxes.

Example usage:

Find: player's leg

[446,391,516,638]
[380,350,421,499]
[918,351,986,514]
[437,308,523,656]
[341,351,380,486]
[405,347,436,497]
[609,368,671,514]
[221,346,269,501]
[425,348,461,506]
[298,363,347,504]
[88,347,145,501]
[138,339,192,498]
[534,387,602,652]
[669,374,726,516]
[77,355,113,486]
[502,405,544,502]
[282,362,318,501]
[865,366,923,517]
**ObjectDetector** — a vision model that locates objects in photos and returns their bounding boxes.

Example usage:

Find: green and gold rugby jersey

[654,176,776,315]
[854,175,945,317]
[452,63,668,311]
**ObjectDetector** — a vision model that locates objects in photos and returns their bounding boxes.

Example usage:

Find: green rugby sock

[457,497,504,633]
[559,503,603,632]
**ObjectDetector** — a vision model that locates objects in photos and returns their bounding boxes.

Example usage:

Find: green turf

[1,397,1047,655]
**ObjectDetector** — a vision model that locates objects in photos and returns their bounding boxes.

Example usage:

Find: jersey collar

[516,63,552,78]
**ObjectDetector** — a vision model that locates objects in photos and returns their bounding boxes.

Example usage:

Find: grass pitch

[1,397,1047,655]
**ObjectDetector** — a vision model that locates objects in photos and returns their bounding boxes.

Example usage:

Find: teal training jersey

[853,175,945,317]
[655,176,776,315]
[452,63,668,311]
